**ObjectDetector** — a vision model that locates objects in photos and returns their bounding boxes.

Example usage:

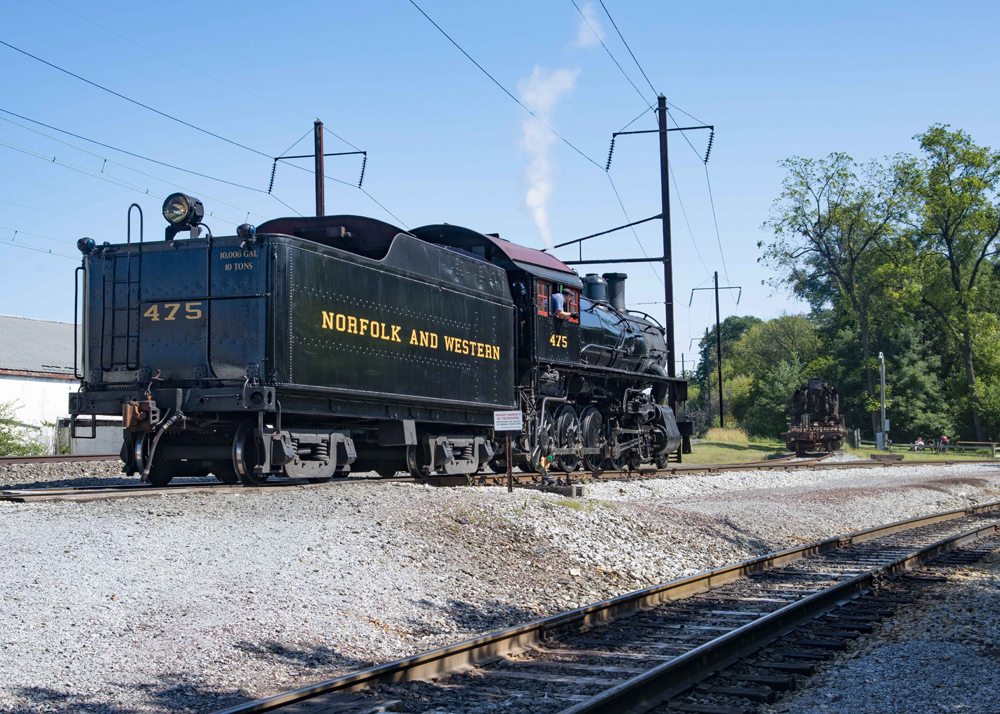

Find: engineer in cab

[551,287,579,320]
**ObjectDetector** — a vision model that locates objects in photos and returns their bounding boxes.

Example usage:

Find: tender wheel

[553,405,580,474]
[213,465,240,485]
[579,406,604,472]
[406,444,426,478]
[375,465,398,478]
[654,453,670,470]
[134,432,172,487]
[232,421,269,486]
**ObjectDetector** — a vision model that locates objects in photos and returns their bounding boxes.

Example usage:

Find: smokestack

[603,272,627,311]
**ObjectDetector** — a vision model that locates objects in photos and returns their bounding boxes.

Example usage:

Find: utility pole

[314,120,325,217]
[879,351,887,450]
[657,96,675,378]
[691,273,741,429]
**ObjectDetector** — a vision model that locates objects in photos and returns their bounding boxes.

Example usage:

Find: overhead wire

[0,199,122,227]
[0,40,402,224]
[40,0,362,152]
[667,163,711,276]
[406,0,605,171]
[0,226,78,260]
[605,172,664,286]
[666,109,734,302]
[570,0,652,106]
[598,1,657,96]
[0,108,266,194]
[0,117,260,224]
[0,39,273,159]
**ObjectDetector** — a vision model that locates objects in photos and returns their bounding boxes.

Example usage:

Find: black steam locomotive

[69,195,686,485]
[782,377,847,456]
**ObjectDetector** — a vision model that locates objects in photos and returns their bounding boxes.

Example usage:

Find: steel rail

[4,452,998,502]
[0,453,119,465]
[212,499,1000,714]
[559,516,1000,713]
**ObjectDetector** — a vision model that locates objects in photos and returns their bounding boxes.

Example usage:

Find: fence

[857,437,997,458]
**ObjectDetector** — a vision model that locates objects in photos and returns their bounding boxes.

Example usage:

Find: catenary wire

[667,163,711,277]
[0,39,273,160]
[605,172,663,286]
[0,199,122,227]
[406,0,605,171]
[0,230,77,259]
[0,120,262,222]
[599,1,657,96]
[0,108,267,194]
[666,110,734,299]
[40,0,362,151]
[0,41,400,222]
[570,0,652,106]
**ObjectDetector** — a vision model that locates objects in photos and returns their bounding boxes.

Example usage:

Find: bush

[0,401,47,456]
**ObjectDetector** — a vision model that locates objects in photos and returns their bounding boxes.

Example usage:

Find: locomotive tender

[69,194,686,485]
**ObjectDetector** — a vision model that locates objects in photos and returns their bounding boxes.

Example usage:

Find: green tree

[761,153,915,436]
[730,315,820,382]
[912,125,1000,441]
[0,401,46,456]
[742,359,808,437]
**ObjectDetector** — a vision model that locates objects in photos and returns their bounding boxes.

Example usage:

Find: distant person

[914,437,925,451]
[940,434,950,452]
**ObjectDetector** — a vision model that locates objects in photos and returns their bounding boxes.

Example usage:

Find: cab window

[565,289,580,323]
[536,281,551,316]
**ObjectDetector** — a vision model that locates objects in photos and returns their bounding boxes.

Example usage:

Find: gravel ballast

[1,459,999,713]
[769,544,1000,714]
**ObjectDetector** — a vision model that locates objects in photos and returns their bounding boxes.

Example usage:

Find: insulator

[605,136,616,172]
[268,161,278,194]
[358,154,368,188]
[704,130,714,164]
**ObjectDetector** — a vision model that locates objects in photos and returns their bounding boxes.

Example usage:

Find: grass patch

[687,437,787,465]
[703,427,750,444]
[551,498,587,511]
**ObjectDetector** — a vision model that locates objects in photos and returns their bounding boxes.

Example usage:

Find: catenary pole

[657,95,675,379]
[314,120,325,216]
[714,271,723,428]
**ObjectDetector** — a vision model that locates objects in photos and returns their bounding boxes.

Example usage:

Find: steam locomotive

[782,377,847,456]
[68,194,687,485]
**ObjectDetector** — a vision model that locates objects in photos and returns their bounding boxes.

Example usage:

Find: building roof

[0,315,79,376]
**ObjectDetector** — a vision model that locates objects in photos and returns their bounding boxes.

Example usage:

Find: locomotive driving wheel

[232,420,269,486]
[553,405,581,473]
[579,406,604,472]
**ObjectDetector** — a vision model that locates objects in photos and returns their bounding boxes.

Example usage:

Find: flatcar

[68,195,686,485]
[782,377,847,456]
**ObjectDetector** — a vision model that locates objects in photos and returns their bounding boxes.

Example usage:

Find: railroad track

[214,501,1000,714]
[2,451,997,502]
[0,453,119,466]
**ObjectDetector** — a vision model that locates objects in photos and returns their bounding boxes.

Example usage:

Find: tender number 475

[549,334,568,348]
[143,302,203,321]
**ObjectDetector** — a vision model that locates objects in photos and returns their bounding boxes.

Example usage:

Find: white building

[0,315,119,454]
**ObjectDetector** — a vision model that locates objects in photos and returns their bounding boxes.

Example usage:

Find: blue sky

[0,0,997,370]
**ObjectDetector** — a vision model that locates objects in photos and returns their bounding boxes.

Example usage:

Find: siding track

[213,501,1000,714]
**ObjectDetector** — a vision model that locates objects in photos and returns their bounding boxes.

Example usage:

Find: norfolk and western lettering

[320,310,500,361]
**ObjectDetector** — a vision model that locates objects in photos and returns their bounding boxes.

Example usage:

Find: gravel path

[768,543,1000,714]
[1,459,999,713]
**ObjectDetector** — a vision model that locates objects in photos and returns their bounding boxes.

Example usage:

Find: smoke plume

[517,67,579,248]
[575,2,605,48]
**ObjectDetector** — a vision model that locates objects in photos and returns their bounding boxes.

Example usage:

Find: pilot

[551,287,579,320]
